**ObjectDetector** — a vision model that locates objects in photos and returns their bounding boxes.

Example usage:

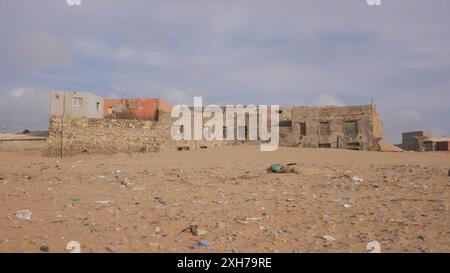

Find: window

[320,122,330,135]
[72,98,82,107]
[299,123,307,136]
[345,121,358,135]
[279,120,292,128]
[347,142,360,150]
[223,126,227,139]
[319,143,331,148]
[96,102,100,110]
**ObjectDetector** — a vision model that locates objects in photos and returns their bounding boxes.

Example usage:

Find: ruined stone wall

[47,104,384,156]
[47,116,169,156]
[47,112,228,156]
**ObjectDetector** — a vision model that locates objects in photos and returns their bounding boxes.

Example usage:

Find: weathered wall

[51,90,103,119]
[47,117,167,156]
[287,105,382,151]
[47,104,385,156]
[401,131,432,151]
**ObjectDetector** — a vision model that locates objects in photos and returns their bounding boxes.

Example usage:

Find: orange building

[103,98,172,120]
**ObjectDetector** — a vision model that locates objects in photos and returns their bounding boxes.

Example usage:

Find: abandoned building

[401,131,450,152]
[48,90,390,156]
[276,105,383,151]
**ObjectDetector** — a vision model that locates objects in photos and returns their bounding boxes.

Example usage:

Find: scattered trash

[180,224,208,236]
[70,196,81,203]
[267,164,297,174]
[39,245,49,252]
[25,176,32,180]
[97,175,107,180]
[66,241,81,253]
[154,227,162,235]
[344,170,363,184]
[0,177,4,180]
[114,170,123,178]
[192,239,212,249]
[367,241,381,253]
[343,204,351,208]
[15,209,32,221]
[95,200,114,205]
[216,222,226,229]
[448,169,450,177]
[322,235,335,247]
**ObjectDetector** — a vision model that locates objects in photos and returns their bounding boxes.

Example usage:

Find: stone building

[48,91,386,155]
[277,105,383,151]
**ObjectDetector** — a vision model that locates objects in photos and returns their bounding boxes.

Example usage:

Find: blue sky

[0,0,449,143]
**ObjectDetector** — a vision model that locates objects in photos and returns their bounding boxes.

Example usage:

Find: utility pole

[60,92,66,158]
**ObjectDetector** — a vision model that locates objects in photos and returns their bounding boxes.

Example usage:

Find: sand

[0,145,449,253]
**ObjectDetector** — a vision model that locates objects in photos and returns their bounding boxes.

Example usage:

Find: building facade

[50,90,103,119]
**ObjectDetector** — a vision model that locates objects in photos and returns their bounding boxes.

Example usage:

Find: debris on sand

[448,169,450,177]
[95,200,114,205]
[113,170,123,178]
[181,224,208,236]
[15,209,32,221]
[66,241,81,253]
[322,235,335,247]
[39,245,49,252]
[192,239,212,249]
[267,163,298,174]
[344,170,363,184]
[120,177,143,191]
[367,241,381,253]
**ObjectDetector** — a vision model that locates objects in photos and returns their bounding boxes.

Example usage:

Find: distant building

[276,105,383,151]
[401,131,450,151]
[50,90,103,119]
[103,98,172,121]
[401,131,432,151]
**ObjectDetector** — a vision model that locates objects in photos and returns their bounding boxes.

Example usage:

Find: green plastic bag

[271,164,283,173]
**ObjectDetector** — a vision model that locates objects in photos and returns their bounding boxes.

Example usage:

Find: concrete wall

[50,91,103,119]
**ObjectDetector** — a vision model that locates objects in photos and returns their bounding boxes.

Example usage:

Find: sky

[0,0,449,143]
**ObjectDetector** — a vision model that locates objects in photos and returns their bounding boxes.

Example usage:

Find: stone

[39,245,49,252]
[192,239,212,249]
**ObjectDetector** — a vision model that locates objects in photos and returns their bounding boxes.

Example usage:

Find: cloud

[313,94,345,106]
[0,88,49,132]
[12,31,74,68]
